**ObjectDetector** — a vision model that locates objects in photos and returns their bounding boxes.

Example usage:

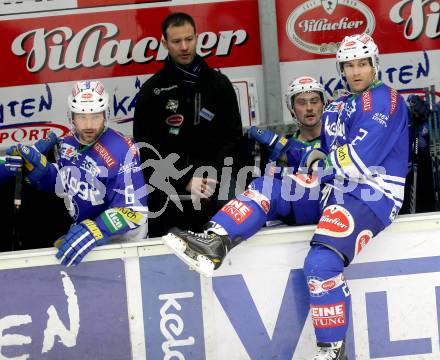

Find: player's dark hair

[162,12,196,40]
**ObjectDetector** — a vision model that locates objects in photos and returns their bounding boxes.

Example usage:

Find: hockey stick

[429,85,440,210]
[11,166,23,251]
[409,119,419,214]
[426,87,440,210]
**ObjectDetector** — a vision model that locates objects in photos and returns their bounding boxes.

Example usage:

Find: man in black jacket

[133,12,243,237]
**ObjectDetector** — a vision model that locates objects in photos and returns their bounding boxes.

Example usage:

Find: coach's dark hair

[162,12,196,40]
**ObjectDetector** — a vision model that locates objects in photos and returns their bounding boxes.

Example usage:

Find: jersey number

[351,128,368,145]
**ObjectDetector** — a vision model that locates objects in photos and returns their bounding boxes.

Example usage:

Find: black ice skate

[313,340,347,360]
[162,225,232,277]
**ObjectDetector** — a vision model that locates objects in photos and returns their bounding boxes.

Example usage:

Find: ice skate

[162,224,231,277]
[313,340,347,360]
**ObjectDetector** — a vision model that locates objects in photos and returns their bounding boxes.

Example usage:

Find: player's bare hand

[186,177,218,198]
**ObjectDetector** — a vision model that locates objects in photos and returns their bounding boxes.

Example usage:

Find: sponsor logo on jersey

[362,91,372,112]
[325,101,344,113]
[165,114,184,127]
[60,143,78,160]
[372,112,389,127]
[220,199,253,224]
[344,99,356,118]
[316,205,355,237]
[166,99,179,113]
[122,135,139,157]
[390,88,398,115]
[285,0,375,54]
[242,190,271,214]
[80,155,100,176]
[325,118,346,139]
[311,302,346,328]
[355,229,373,255]
[58,166,106,206]
[336,144,352,168]
[93,142,115,168]
[118,161,139,175]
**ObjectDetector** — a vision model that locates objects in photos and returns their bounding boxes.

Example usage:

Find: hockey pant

[211,174,321,241]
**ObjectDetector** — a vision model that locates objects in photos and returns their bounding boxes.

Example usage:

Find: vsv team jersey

[286,132,320,172]
[320,81,409,225]
[39,128,148,236]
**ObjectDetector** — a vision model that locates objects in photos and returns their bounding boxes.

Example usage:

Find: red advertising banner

[0,0,261,87]
[276,0,440,62]
[77,0,170,7]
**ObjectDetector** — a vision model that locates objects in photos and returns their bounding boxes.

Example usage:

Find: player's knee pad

[303,244,345,280]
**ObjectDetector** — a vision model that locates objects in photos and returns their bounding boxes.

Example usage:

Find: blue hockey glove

[33,132,59,154]
[249,126,290,162]
[7,144,49,183]
[55,219,109,266]
[0,155,23,175]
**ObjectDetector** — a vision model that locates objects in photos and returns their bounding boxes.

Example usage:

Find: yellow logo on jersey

[336,144,353,168]
[279,137,288,146]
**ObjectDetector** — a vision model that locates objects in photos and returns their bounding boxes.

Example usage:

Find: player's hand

[299,148,328,172]
[55,219,109,266]
[7,144,49,183]
[2,155,23,174]
[33,132,59,154]
[249,126,290,162]
[186,177,218,198]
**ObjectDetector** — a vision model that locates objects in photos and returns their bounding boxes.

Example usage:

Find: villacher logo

[286,0,375,55]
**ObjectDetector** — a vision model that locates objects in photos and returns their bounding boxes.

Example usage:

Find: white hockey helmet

[68,80,110,144]
[336,33,379,77]
[285,76,325,123]
[68,80,109,115]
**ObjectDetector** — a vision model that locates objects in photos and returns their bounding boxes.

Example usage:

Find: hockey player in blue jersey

[9,80,148,266]
[164,33,409,360]
[264,76,323,173]
[163,76,326,272]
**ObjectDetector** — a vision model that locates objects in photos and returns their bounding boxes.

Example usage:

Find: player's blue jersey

[285,132,320,172]
[40,128,148,236]
[320,81,409,226]
[0,157,13,182]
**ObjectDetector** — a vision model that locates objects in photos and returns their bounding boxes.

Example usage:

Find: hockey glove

[7,144,50,184]
[0,155,23,176]
[55,219,109,266]
[299,148,328,171]
[33,132,59,154]
[299,148,335,183]
[249,126,290,162]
